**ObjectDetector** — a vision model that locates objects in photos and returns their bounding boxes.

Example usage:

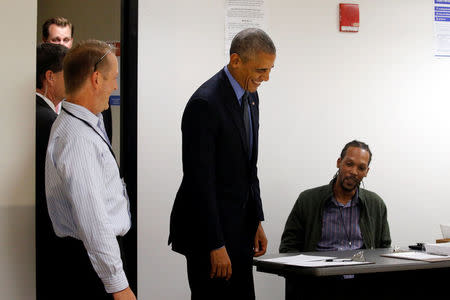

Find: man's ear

[45,70,54,85]
[336,157,341,168]
[90,71,101,89]
[229,53,241,69]
[364,167,370,177]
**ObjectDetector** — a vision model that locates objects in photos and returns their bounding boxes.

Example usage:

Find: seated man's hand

[113,287,136,300]
[210,246,232,280]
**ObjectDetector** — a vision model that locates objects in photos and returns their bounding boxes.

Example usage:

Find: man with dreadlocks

[279,140,391,253]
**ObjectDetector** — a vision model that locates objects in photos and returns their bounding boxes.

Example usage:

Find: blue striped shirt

[45,101,131,293]
[317,190,363,251]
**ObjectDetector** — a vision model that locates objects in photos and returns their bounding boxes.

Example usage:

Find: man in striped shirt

[279,140,391,253]
[45,40,136,300]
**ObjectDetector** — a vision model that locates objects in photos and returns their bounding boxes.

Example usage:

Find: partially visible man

[169,28,276,300]
[42,16,74,49]
[280,140,391,253]
[35,42,68,300]
[45,40,135,300]
[41,16,113,140]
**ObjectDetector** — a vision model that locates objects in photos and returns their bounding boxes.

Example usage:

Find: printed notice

[225,0,268,60]
[434,0,450,56]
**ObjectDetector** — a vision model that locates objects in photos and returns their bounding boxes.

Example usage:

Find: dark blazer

[169,69,264,259]
[36,94,60,298]
[36,94,57,225]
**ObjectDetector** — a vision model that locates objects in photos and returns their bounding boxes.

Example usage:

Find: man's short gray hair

[63,40,112,95]
[229,28,276,62]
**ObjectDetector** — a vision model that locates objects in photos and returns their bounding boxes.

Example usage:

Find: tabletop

[253,248,450,277]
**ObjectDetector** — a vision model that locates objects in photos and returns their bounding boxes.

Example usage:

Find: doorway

[36,0,137,297]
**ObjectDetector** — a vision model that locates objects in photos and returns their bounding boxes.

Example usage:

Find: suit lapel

[221,73,250,157]
[36,94,51,110]
[36,94,57,115]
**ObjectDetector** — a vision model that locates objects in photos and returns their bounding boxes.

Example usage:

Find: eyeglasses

[94,47,114,71]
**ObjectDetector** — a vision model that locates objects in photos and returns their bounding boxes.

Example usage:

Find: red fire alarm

[339,3,359,32]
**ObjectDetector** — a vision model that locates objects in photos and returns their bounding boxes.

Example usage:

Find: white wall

[139,0,450,299]
[0,0,36,299]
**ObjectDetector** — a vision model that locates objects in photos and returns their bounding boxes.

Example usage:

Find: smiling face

[95,53,118,113]
[336,146,370,192]
[228,51,276,93]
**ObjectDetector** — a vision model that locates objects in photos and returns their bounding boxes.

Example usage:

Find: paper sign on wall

[434,0,450,56]
[224,0,268,61]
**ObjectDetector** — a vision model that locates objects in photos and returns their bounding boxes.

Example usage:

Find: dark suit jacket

[169,69,264,259]
[36,94,57,229]
[36,94,60,298]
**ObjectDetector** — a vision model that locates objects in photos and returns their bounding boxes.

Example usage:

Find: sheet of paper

[262,254,336,264]
[382,251,450,262]
[297,260,371,267]
[262,254,371,268]
[425,243,450,256]
[261,254,371,267]
[224,0,268,60]
[434,1,450,56]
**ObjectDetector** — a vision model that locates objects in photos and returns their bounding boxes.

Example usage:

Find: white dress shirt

[45,101,131,293]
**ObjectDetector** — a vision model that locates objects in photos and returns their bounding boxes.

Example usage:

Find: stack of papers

[261,254,371,267]
[382,251,450,262]
[425,242,450,256]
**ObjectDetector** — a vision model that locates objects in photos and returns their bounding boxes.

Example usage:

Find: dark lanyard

[61,107,121,176]
[338,205,353,247]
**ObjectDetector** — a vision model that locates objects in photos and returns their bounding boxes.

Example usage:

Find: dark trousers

[186,253,255,300]
[37,236,126,300]
[185,196,259,300]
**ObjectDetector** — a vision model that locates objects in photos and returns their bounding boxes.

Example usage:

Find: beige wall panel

[0,0,37,299]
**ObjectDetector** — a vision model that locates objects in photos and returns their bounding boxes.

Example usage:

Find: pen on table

[325,258,353,262]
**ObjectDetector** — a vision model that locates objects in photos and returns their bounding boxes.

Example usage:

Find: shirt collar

[36,92,56,113]
[224,65,246,105]
[330,188,360,208]
[62,101,103,129]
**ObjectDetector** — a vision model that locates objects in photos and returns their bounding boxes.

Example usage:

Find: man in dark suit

[35,42,68,299]
[169,28,276,300]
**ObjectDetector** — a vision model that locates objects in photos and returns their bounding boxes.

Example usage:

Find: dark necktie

[242,91,251,156]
